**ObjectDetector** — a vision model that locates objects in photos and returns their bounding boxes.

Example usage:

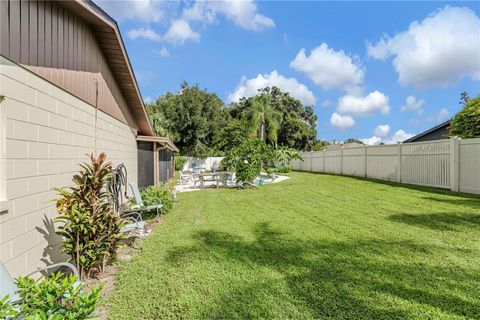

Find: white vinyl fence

[291,138,480,194]
[183,157,224,171]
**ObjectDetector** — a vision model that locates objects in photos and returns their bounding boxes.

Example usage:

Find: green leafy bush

[175,156,188,171]
[274,147,302,165]
[55,153,124,279]
[221,139,274,184]
[276,166,291,173]
[450,96,480,138]
[0,296,16,319]
[137,184,174,215]
[0,273,102,320]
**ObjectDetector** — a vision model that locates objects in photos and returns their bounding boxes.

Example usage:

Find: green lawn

[108,172,480,319]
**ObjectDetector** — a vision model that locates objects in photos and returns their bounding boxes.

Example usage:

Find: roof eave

[137,135,180,153]
[57,0,154,136]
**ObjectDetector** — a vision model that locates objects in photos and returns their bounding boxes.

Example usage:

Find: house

[403,120,450,143]
[0,0,176,277]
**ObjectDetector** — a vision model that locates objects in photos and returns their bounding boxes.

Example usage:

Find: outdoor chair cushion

[143,204,163,211]
[121,221,147,233]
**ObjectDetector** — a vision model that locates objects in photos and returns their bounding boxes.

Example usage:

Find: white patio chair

[179,171,192,185]
[129,183,163,217]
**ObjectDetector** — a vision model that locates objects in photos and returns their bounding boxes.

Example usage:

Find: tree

[228,87,319,150]
[344,138,364,144]
[221,139,274,184]
[244,93,282,144]
[146,82,227,157]
[450,96,480,138]
[217,117,250,152]
[459,91,470,106]
[311,139,330,151]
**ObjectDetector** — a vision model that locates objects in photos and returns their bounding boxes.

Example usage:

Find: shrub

[276,166,291,173]
[274,147,302,166]
[3,273,102,320]
[55,153,124,279]
[175,156,188,171]
[135,184,174,215]
[0,296,16,319]
[221,139,274,184]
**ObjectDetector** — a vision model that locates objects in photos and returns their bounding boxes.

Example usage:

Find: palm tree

[245,94,282,145]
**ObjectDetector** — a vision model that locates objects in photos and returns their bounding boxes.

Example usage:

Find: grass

[108,172,480,319]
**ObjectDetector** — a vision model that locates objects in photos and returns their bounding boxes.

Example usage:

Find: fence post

[450,137,460,192]
[323,150,326,173]
[310,151,313,172]
[397,143,402,183]
[340,145,344,175]
[364,145,368,178]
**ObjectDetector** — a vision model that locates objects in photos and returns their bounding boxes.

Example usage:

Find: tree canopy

[227,87,318,150]
[450,95,480,139]
[146,83,321,156]
[146,82,226,157]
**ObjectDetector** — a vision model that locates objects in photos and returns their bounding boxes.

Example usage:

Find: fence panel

[302,153,313,171]
[366,145,399,181]
[325,149,342,174]
[291,158,302,171]
[401,140,450,189]
[311,151,325,172]
[459,138,480,194]
[342,147,366,177]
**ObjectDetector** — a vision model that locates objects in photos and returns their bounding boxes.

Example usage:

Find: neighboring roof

[403,120,451,143]
[57,0,154,136]
[137,136,180,153]
[327,142,364,150]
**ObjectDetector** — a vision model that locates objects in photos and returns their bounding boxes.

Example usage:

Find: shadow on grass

[421,197,480,210]
[389,212,480,232]
[299,171,480,200]
[166,222,479,319]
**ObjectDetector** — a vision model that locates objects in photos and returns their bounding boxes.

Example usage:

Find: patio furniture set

[180,169,237,189]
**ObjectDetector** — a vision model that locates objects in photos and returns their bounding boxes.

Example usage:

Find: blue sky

[95,1,480,144]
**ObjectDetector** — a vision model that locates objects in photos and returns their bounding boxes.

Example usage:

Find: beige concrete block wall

[0,56,138,277]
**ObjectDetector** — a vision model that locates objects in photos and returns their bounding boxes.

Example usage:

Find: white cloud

[181,0,274,31]
[143,96,154,104]
[228,70,316,105]
[290,43,365,93]
[436,108,450,123]
[158,46,170,57]
[401,95,424,114]
[374,124,391,138]
[362,129,415,145]
[164,20,200,44]
[367,6,480,88]
[386,130,415,144]
[431,108,450,123]
[337,91,390,116]
[95,0,164,23]
[322,100,331,108]
[127,27,162,41]
[361,136,383,145]
[330,112,355,129]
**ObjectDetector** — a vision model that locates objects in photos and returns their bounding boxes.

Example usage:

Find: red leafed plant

[54,153,124,279]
